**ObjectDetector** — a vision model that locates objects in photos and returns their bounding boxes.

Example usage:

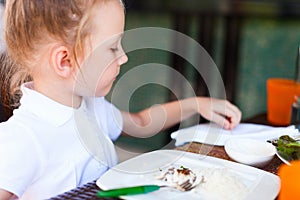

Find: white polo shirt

[0,82,123,199]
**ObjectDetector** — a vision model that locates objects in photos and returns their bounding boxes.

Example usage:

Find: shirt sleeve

[94,97,123,141]
[0,122,41,197]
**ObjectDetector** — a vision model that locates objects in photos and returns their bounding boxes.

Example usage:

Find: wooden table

[175,142,283,175]
[50,141,283,200]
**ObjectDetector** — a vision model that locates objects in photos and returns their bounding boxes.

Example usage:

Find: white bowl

[224,138,276,167]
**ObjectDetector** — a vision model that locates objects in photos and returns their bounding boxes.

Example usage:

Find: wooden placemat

[175,142,283,175]
[48,181,119,200]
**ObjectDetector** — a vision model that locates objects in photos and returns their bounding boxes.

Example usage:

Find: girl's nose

[118,54,128,66]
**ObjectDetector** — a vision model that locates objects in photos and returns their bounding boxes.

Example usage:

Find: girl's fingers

[220,101,242,126]
[210,112,231,130]
[212,100,242,129]
[197,97,242,130]
[226,102,242,123]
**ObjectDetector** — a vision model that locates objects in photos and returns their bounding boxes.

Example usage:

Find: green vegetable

[277,135,300,161]
[180,166,188,170]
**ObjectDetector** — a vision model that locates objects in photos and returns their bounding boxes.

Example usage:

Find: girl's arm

[0,189,14,200]
[121,97,242,138]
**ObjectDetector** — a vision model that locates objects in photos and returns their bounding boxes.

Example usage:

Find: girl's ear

[50,45,74,78]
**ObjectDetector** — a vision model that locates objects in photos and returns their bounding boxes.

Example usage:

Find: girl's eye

[111,47,118,53]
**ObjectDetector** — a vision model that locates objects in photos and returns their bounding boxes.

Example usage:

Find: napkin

[171,123,299,146]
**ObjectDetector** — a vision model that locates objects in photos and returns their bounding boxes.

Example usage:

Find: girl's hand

[197,97,242,130]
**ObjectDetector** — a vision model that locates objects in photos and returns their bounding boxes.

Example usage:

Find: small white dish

[224,138,276,167]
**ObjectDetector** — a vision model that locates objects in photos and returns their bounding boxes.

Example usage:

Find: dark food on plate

[277,135,300,161]
[156,166,248,199]
[156,166,202,190]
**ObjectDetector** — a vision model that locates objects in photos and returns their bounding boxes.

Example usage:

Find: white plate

[225,138,276,167]
[276,150,291,166]
[96,150,280,200]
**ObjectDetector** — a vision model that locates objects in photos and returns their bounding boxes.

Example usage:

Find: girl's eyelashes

[110,47,119,53]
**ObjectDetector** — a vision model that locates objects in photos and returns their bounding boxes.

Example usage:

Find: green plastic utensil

[97,185,161,198]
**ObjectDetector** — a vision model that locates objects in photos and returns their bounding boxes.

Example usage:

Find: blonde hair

[2,0,124,112]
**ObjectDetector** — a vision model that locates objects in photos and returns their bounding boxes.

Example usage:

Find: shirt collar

[19,82,87,127]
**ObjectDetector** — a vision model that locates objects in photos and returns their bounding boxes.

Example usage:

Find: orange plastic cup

[267,78,300,126]
[278,161,300,200]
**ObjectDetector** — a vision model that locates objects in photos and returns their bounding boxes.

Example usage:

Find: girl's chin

[95,86,113,97]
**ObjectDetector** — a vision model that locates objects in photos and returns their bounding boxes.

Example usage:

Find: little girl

[0,0,241,199]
